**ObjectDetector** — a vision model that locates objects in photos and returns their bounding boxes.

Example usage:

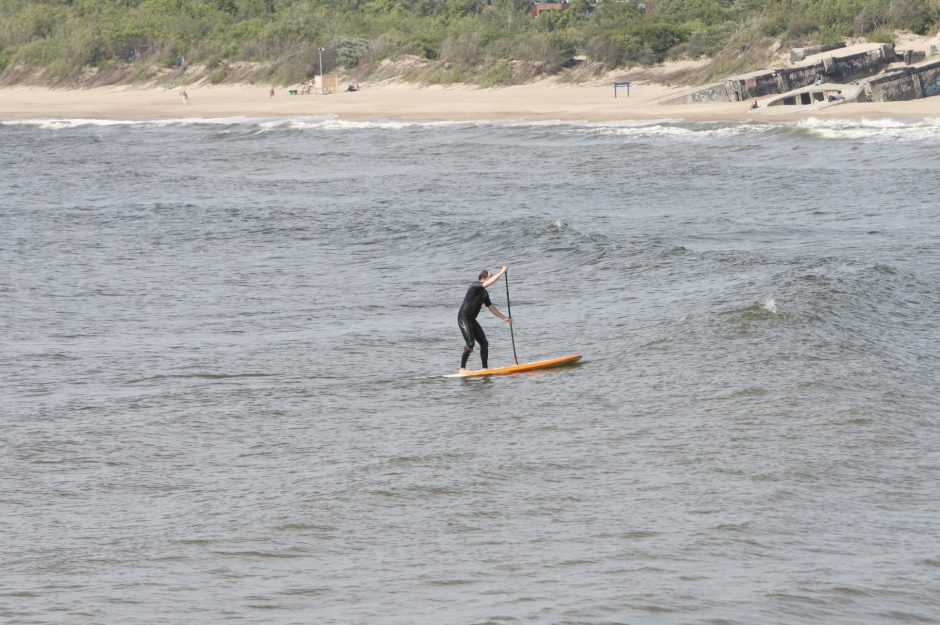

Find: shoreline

[2,81,940,123]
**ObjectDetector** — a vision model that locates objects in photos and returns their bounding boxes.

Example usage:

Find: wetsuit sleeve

[483,289,492,308]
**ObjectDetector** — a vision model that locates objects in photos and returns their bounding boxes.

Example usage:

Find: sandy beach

[3,79,940,123]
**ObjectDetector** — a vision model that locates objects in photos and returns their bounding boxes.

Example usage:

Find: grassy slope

[0,0,937,87]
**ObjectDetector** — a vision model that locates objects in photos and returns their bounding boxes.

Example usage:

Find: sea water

[2,115,939,625]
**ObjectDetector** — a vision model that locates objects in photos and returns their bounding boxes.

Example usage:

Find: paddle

[504,268,519,365]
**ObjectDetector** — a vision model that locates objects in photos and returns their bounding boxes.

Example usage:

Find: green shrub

[815,23,852,41]
[420,63,467,85]
[409,35,440,59]
[787,18,819,39]
[853,5,886,35]
[673,24,733,59]
[133,65,158,80]
[536,6,587,32]
[758,14,788,37]
[334,37,371,68]
[888,0,940,34]
[627,22,690,60]
[479,58,511,86]
[866,26,896,43]
[3,0,940,86]
[548,28,583,58]
[586,30,659,67]
[440,29,482,66]
[44,59,71,81]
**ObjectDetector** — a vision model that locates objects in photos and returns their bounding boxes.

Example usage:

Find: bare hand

[505,317,512,324]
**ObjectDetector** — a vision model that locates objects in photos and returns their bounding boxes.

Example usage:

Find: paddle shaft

[504,269,519,365]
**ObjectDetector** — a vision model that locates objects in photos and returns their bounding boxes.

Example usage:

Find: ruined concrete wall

[751,73,780,98]
[687,83,731,102]
[658,82,730,105]
[724,72,778,101]
[658,43,927,106]
[916,61,940,97]
[725,45,896,101]
[865,60,940,101]
[897,50,927,64]
[775,66,819,92]
[821,44,896,83]
[867,71,918,101]
[790,42,846,63]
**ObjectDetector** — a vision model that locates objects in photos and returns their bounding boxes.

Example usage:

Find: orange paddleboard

[449,354,582,378]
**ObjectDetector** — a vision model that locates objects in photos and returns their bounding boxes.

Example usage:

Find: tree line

[1,0,938,85]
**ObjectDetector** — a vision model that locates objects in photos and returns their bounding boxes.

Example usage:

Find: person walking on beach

[269,87,275,99]
[180,89,188,105]
[458,266,512,373]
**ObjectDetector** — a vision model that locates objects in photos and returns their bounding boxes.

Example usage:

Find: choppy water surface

[2,115,939,625]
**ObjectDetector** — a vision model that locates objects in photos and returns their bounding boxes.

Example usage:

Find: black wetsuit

[458,282,491,369]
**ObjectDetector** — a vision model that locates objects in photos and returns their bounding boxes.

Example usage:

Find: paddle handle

[505,268,519,365]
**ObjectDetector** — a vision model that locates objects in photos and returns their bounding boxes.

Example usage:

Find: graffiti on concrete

[659,42,940,106]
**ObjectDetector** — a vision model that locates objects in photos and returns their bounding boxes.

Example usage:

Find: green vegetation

[1,0,939,86]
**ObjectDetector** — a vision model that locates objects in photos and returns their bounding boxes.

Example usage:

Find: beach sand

[2,79,940,123]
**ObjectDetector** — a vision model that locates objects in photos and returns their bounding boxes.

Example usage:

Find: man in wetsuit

[458,266,512,373]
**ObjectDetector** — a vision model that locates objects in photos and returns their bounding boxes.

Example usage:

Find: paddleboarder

[458,266,512,373]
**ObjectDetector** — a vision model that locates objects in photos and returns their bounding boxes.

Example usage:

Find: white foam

[298,118,416,130]
[0,116,271,129]
[583,119,785,140]
[586,121,697,138]
[1,118,139,129]
[5,114,939,141]
[761,296,778,314]
[798,116,940,141]
[0,115,476,132]
[250,117,692,132]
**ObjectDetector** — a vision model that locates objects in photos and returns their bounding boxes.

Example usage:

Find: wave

[5,113,940,139]
[711,259,940,355]
[445,215,624,270]
[6,113,940,142]
[583,116,940,142]
[255,116,686,133]
[0,115,550,131]
[796,116,940,142]
[1,117,146,129]
[0,115,761,136]
[719,297,789,324]
[125,372,279,384]
[256,117,448,131]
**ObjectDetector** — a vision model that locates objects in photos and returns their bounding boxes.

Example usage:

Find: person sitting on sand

[750,100,758,109]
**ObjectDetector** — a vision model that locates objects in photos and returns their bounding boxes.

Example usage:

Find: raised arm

[481,265,508,289]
